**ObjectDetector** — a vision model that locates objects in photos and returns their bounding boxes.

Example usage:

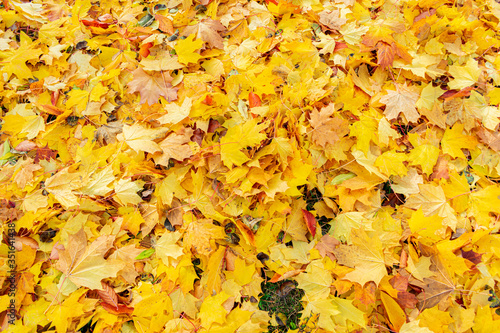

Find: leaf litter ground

[2,0,500,332]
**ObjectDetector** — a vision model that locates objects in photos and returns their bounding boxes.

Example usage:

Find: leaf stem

[44,274,67,314]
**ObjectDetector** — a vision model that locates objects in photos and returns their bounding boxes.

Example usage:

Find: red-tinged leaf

[265,0,279,5]
[101,302,134,315]
[139,42,154,58]
[442,87,475,101]
[394,43,412,63]
[208,118,220,133]
[30,80,44,95]
[224,249,237,271]
[396,291,418,309]
[399,249,408,269]
[34,145,58,163]
[413,8,437,23]
[42,104,64,116]
[334,42,348,52]
[97,282,119,310]
[376,42,395,69]
[461,249,482,266]
[81,19,112,28]
[191,128,204,146]
[50,243,65,260]
[361,34,379,48]
[51,90,59,105]
[354,282,377,306]
[301,209,316,237]
[14,236,39,250]
[390,274,408,292]
[203,94,214,105]
[430,155,450,181]
[248,92,262,108]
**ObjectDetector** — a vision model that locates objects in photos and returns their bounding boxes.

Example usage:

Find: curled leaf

[301,209,317,237]
[135,248,155,260]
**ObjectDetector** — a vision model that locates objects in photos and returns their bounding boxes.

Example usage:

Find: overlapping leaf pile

[1,0,500,331]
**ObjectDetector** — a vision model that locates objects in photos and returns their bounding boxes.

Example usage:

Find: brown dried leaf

[127,67,178,105]
[95,121,123,146]
[309,104,349,148]
[376,42,395,69]
[477,127,500,152]
[396,292,418,309]
[97,282,119,309]
[314,235,340,261]
[319,10,346,30]
[154,128,194,166]
[412,256,455,311]
[183,18,226,49]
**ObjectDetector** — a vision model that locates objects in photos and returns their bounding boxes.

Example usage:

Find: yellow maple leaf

[448,58,481,90]
[375,150,408,176]
[116,123,166,154]
[78,165,115,196]
[408,144,440,175]
[405,183,457,229]
[66,88,89,113]
[295,260,333,301]
[302,298,339,331]
[334,228,387,285]
[198,291,230,328]
[155,231,184,263]
[114,178,142,206]
[2,32,43,80]
[55,229,124,290]
[175,34,204,65]
[220,119,267,168]
[409,209,443,241]
[157,97,193,125]
[441,123,477,159]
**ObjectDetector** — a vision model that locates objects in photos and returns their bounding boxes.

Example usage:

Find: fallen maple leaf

[116,123,167,154]
[319,10,346,31]
[332,228,387,285]
[127,67,179,105]
[55,229,124,290]
[183,18,226,49]
[411,255,456,311]
[380,84,420,122]
[376,42,395,69]
[309,104,349,148]
[157,97,193,125]
[154,128,194,165]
